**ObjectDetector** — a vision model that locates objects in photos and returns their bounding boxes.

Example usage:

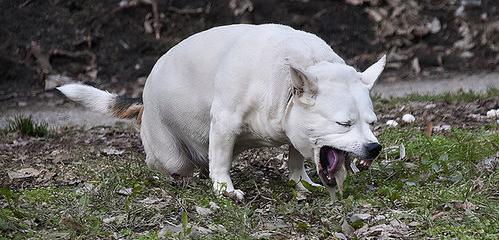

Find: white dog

[58,24,385,200]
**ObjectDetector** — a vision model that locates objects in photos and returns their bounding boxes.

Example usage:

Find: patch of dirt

[0,125,143,189]
[375,95,499,130]
[1,0,498,100]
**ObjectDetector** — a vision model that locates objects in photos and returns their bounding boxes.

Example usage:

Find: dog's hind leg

[288,145,322,193]
[140,114,195,177]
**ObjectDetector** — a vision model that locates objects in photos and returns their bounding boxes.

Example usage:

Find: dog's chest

[237,133,284,148]
[235,124,288,151]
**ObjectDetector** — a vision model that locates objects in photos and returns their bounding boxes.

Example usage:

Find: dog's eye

[369,121,376,126]
[336,121,351,127]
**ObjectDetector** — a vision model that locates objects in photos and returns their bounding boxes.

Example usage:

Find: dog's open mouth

[317,146,376,187]
[318,146,344,187]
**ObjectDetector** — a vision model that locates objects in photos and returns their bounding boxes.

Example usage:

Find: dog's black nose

[365,142,382,159]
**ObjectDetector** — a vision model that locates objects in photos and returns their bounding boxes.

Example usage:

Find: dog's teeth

[350,161,360,174]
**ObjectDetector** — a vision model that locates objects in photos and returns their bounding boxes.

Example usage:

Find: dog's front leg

[288,146,322,193]
[208,114,244,201]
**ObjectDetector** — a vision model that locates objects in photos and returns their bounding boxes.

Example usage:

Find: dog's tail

[57,84,144,124]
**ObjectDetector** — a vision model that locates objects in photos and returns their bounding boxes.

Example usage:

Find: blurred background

[0,0,498,125]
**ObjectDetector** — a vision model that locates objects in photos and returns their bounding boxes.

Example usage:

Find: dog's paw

[223,189,245,202]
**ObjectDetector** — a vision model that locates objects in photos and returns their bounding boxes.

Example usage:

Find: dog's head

[284,55,386,189]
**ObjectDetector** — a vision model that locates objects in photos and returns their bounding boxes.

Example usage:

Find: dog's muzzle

[316,144,382,187]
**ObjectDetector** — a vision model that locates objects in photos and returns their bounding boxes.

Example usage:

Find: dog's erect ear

[360,54,386,90]
[289,64,318,106]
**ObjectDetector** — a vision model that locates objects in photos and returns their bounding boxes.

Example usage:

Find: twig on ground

[165,6,205,14]
[150,0,161,39]
[50,49,97,69]
[30,41,52,76]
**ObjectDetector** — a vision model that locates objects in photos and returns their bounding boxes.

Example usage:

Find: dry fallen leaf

[431,211,445,221]
[342,219,356,237]
[8,168,41,180]
[425,122,433,138]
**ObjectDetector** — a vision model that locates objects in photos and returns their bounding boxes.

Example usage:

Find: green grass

[372,87,499,108]
[2,126,496,239]
[344,127,499,239]
[6,115,48,137]
[1,92,498,239]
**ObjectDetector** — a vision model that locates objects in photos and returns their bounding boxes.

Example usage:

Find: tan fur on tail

[110,100,144,124]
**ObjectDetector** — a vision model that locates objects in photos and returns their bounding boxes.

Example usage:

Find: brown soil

[1,0,498,100]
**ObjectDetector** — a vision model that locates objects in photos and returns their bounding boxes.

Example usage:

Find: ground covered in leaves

[1,91,498,239]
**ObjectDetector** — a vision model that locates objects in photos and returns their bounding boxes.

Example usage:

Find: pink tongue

[327,150,339,175]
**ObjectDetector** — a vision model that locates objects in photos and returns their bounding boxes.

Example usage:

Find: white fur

[61,24,385,200]
[57,84,116,113]
[138,24,386,200]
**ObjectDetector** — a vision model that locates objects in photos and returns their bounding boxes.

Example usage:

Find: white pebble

[386,120,398,127]
[433,124,451,132]
[441,124,451,131]
[402,114,416,123]
[486,109,498,118]
[425,104,437,109]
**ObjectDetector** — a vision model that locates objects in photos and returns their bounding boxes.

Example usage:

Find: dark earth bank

[1,0,498,100]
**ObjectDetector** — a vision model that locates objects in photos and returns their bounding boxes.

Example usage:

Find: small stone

[441,124,451,131]
[405,181,416,186]
[402,114,416,123]
[334,232,348,240]
[275,153,286,160]
[433,124,451,132]
[425,103,437,109]
[102,214,126,224]
[408,221,421,227]
[101,148,124,156]
[386,120,398,127]
[476,154,499,172]
[117,187,132,196]
[350,213,372,223]
[208,224,227,233]
[426,17,441,33]
[486,109,498,118]
[460,51,474,58]
[208,201,220,211]
[195,206,213,216]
